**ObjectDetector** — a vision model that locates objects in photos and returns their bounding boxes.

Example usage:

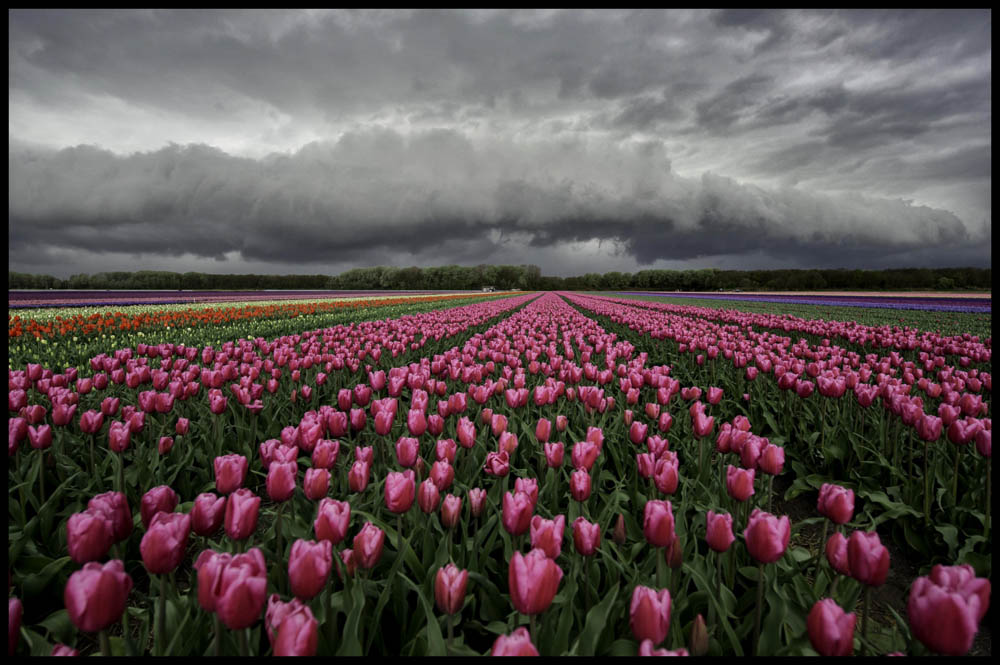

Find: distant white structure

[482,286,495,292]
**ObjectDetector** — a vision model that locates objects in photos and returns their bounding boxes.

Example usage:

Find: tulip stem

[529,615,537,648]
[656,546,665,588]
[754,563,764,655]
[100,629,112,657]
[952,447,962,508]
[157,573,167,656]
[923,440,931,525]
[397,514,405,560]
[985,462,991,540]
[862,586,872,656]
[89,433,96,483]
[214,614,222,657]
[815,520,828,579]
[238,628,249,657]
[767,474,773,514]
[447,614,454,655]
[118,452,125,496]
[38,450,46,506]
[585,556,593,615]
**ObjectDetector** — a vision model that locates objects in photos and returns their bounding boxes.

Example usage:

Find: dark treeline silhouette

[8,265,992,292]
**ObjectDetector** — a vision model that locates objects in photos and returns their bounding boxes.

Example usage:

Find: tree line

[8,265,991,292]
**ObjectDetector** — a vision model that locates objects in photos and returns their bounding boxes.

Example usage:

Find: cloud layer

[8,9,991,276]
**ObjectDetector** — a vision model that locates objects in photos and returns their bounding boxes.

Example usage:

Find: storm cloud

[8,9,991,276]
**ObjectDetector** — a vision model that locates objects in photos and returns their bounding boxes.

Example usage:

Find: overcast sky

[8,9,991,278]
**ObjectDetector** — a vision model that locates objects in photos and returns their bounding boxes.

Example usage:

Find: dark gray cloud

[8,9,991,276]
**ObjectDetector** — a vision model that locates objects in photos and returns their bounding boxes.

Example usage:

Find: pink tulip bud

[572,516,601,556]
[303,468,330,501]
[348,460,370,493]
[352,522,385,569]
[530,514,566,559]
[726,465,755,502]
[808,598,856,656]
[817,484,854,524]
[491,627,539,656]
[441,493,462,528]
[643,500,675,548]
[847,531,889,587]
[508,548,563,615]
[225,488,260,541]
[744,509,790,564]
[908,564,990,656]
[630,586,672,645]
[826,532,850,576]
[288,538,332,600]
[67,510,114,564]
[141,512,191,574]
[468,487,487,518]
[705,510,734,553]
[140,485,178,529]
[570,468,592,502]
[435,563,469,615]
[64,560,133,633]
[88,491,132,543]
[191,492,226,536]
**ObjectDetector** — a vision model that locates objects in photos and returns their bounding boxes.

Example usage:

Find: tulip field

[7,289,991,656]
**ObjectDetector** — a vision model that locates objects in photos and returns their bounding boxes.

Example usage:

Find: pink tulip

[288,539,332,600]
[826,532,849,576]
[630,586,672,645]
[808,598,856,656]
[435,563,469,615]
[64,560,133,633]
[314,498,351,545]
[530,515,566,559]
[817,484,854,524]
[705,510,734,553]
[643,500,675,548]
[572,516,601,556]
[352,522,385,569]
[140,485,178,529]
[88,491,132,543]
[214,454,248,495]
[468,488,487,518]
[570,468,592,501]
[744,509,790,564]
[847,531,889,587]
[508,548,563,615]
[67,510,113,564]
[141,512,191,574]
[191,492,226,536]
[491,627,539,656]
[908,564,990,656]
[225,488,260,541]
[726,465,755,502]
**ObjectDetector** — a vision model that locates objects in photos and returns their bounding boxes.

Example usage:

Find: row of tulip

[8,291,991,656]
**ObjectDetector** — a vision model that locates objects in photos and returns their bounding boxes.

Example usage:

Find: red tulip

[643,500,675,548]
[572,516,601,556]
[87,491,132,543]
[225,488,260,541]
[140,485,178,529]
[191,492,226,536]
[141,512,191,574]
[491,627,539,656]
[807,598,856,656]
[630,586,671,645]
[908,564,990,656]
[66,509,113,564]
[817,484,854,524]
[705,510,734,553]
[64,560,133,632]
[288,539,333,600]
[847,531,889,587]
[314,498,350,545]
[435,563,469,615]
[352,522,385,569]
[508,548,563,615]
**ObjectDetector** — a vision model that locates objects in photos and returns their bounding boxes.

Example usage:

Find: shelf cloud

[9,9,991,276]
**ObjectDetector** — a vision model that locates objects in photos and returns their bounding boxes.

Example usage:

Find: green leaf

[400,571,446,655]
[335,582,365,656]
[606,638,638,656]
[21,556,72,598]
[577,581,619,656]
[37,609,73,644]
